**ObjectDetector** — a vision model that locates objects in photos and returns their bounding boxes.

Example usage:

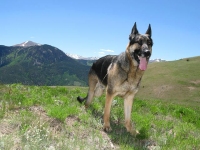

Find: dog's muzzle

[138,49,151,71]
[143,49,151,58]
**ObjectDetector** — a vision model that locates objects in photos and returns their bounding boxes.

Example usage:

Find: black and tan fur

[77,22,153,136]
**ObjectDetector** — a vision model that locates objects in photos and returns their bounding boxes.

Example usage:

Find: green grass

[0,84,200,149]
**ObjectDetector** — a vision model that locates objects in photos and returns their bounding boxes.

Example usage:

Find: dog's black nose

[144,50,151,57]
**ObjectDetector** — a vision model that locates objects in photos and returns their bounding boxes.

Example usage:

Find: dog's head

[127,22,153,71]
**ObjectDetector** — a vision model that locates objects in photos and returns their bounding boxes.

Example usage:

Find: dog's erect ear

[146,24,152,37]
[129,22,139,40]
[131,22,139,35]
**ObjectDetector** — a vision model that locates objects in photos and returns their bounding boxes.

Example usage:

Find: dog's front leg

[103,91,114,132]
[124,93,139,136]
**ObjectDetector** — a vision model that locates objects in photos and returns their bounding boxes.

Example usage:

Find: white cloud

[100,49,114,53]
[97,48,115,57]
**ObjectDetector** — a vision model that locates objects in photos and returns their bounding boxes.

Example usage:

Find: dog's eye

[147,40,151,46]
[137,40,142,45]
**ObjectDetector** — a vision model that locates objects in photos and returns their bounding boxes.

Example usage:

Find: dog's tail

[77,95,88,104]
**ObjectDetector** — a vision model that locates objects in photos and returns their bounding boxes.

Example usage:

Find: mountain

[13,41,41,47]
[0,43,90,86]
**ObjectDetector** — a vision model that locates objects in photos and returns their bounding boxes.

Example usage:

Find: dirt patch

[65,115,80,127]
[191,80,200,85]
[0,111,21,137]
[29,106,48,121]
[0,121,19,135]
[29,106,63,132]
[188,87,196,91]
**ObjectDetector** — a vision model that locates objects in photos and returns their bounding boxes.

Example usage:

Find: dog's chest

[115,80,139,97]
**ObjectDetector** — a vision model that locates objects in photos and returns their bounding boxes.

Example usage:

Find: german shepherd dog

[77,22,153,136]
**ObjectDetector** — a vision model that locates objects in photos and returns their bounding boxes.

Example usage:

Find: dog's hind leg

[94,82,105,97]
[124,93,139,136]
[77,71,98,107]
[84,75,98,107]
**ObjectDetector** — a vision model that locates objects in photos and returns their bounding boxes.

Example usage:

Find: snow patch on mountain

[149,58,166,63]
[66,53,99,60]
[13,41,42,47]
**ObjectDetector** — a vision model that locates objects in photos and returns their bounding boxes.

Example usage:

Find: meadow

[0,84,200,150]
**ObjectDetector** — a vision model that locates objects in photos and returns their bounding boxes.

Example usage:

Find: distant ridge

[66,53,166,62]
[13,41,42,47]
[12,42,166,62]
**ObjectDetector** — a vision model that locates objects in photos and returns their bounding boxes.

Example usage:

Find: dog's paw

[103,125,112,132]
[129,129,140,137]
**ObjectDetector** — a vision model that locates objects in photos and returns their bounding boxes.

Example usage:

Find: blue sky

[1,0,200,60]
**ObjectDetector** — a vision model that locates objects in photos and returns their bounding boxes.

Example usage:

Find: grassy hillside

[0,84,200,149]
[137,56,200,108]
[0,56,200,149]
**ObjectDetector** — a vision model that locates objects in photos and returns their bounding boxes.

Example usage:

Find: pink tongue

[139,57,147,70]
